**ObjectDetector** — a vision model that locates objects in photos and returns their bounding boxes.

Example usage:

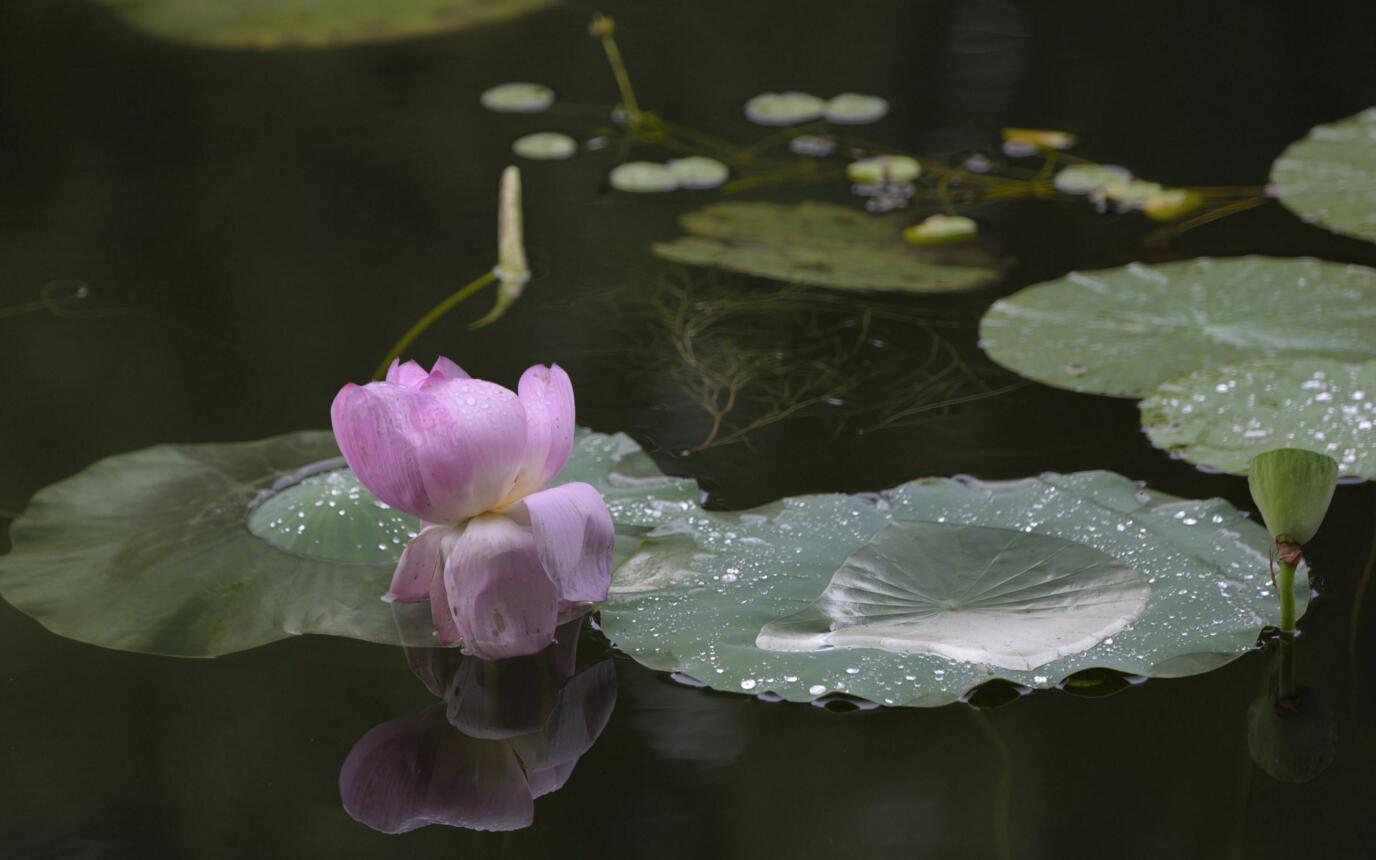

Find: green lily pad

[0,429,695,657]
[653,201,1009,293]
[1270,106,1376,243]
[94,0,557,50]
[980,256,1376,397]
[1141,359,1376,479]
[600,471,1306,707]
[511,133,576,160]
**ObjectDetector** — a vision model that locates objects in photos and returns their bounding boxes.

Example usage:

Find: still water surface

[2,1,1376,857]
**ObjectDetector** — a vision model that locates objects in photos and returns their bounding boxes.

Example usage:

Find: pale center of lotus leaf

[247,462,418,564]
[756,521,1151,670]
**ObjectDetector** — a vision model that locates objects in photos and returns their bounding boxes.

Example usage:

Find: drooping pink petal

[504,364,575,503]
[510,482,614,605]
[331,378,527,523]
[385,358,431,387]
[443,515,559,660]
[430,570,460,646]
[385,525,451,604]
[339,705,534,834]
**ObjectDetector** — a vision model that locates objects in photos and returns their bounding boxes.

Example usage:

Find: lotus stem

[590,15,642,132]
[1277,558,1298,634]
[372,270,497,380]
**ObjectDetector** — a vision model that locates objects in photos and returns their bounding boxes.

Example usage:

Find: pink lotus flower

[331,357,614,659]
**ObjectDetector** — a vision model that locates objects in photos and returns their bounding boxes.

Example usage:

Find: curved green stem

[372,270,497,380]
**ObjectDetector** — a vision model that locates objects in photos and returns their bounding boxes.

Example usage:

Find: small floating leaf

[789,134,836,157]
[980,256,1376,397]
[743,92,827,126]
[97,0,559,50]
[0,430,696,657]
[609,162,678,193]
[1143,189,1206,221]
[902,214,978,246]
[667,157,729,190]
[846,155,921,184]
[481,82,556,113]
[511,132,577,160]
[1140,358,1376,479]
[824,93,889,125]
[653,201,1007,293]
[1091,178,1164,210]
[1002,128,1077,151]
[1053,164,1132,195]
[600,471,1306,707]
[1270,106,1376,243]
[1247,448,1338,544]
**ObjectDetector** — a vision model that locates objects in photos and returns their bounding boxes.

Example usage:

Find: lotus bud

[472,166,530,330]
[1247,448,1338,549]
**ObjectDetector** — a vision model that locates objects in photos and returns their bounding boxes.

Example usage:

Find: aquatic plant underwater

[3,5,1375,842]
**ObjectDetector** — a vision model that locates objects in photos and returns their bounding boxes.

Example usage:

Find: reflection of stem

[1277,560,1297,633]
[1277,633,1297,702]
[1347,494,1376,748]
[971,710,1014,860]
[372,270,497,380]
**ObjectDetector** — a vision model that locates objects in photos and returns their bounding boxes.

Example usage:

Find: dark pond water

[3,1,1376,857]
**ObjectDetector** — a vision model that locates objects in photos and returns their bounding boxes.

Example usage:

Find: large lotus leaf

[1141,358,1376,479]
[93,0,557,50]
[979,256,1376,397]
[652,201,1009,293]
[0,429,695,657]
[1270,106,1376,243]
[599,472,1306,707]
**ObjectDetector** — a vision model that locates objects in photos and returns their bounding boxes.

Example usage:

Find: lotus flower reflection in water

[331,358,614,658]
[340,617,616,833]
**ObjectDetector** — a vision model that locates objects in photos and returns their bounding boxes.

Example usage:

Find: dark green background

[2,1,1375,857]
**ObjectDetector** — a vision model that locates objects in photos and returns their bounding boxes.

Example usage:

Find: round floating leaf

[824,93,889,125]
[1141,358,1376,479]
[1054,164,1131,195]
[903,214,977,246]
[1271,106,1376,243]
[609,162,678,193]
[653,201,1009,293]
[667,157,729,190]
[481,82,556,113]
[743,92,827,126]
[980,256,1376,397]
[847,155,921,184]
[756,522,1150,670]
[600,471,1306,707]
[0,430,695,657]
[512,132,577,160]
[95,0,558,50]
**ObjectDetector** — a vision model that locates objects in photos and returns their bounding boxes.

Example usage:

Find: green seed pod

[1247,448,1338,545]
